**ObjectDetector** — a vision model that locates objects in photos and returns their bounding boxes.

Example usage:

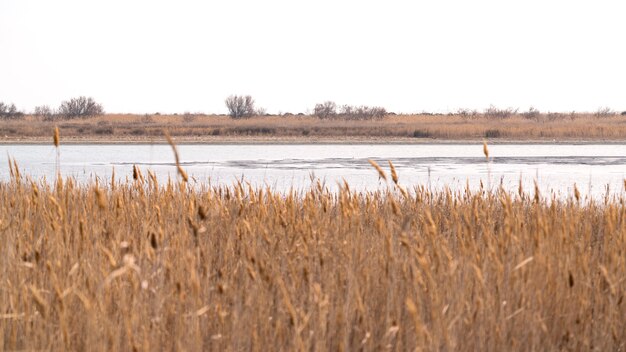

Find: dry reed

[1,167,625,351]
[164,130,189,182]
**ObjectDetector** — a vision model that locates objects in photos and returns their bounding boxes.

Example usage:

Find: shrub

[456,108,478,117]
[314,101,386,120]
[594,107,614,118]
[58,96,104,119]
[484,105,518,119]
[546,112,563,121]
[339,105,387,120]
[34,105,57,121]
[93,127,114,135]
[141,115,155,124]
[232,127,276,135]
[521,107,540,120]
[412,130,431,138]
[621,111,626,116]
[485,129,502,138]
[183,112,196,123]
[0,102,23,120]
[314,101,337,119]
[225,95,257,119]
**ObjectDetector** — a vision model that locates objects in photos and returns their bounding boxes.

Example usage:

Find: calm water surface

[1,144,625,198]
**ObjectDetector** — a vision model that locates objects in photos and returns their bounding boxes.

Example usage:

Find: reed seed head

[53,127,60,148]
[483,140,489,160]
[368,159,387,181]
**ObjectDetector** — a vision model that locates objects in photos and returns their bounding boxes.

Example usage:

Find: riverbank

[2,135,626,145]
[1,113,626,144]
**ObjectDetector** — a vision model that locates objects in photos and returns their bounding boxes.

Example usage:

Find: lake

[1,143,625,199]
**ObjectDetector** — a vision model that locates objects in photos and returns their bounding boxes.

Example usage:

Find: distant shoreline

[1,136,626,145]
[2,113,626,145]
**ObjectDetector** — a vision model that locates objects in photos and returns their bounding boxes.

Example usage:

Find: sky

[1,0,625,114]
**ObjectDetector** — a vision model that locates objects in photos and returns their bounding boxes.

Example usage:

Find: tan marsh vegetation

[2,113,626,142]
[1,157,626,350]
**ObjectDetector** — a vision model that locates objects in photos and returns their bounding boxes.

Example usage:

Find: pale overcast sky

[0,0,625,114]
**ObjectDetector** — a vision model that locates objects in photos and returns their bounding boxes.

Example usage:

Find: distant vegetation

[2,111,626,141]
[30,96,105,121]
[4,95,626,123]
[224,95,265,119]
[57,96,104,119]
[2,98,626,141]
[313,101,387,120]
[0,102,24,120]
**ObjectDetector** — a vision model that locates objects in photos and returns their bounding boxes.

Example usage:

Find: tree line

[225,95,387,120]
[3,95,625,121]
[0,96,104,120]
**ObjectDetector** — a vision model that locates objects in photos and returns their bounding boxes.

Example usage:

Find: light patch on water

[1,143,625,199]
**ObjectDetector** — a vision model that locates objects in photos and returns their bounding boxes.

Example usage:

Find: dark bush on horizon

[0,102,24,120]
[94,126,114,135]
[412,129,431,138]
[58,96,104,119]
[485,129,502,138]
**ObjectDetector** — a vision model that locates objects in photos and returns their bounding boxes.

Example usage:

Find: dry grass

[2,113,626,142]
[1,159,626,350]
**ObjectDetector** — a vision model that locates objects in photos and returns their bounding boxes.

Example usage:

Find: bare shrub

[594,107,614,118]
[521,107,540,120]
[0,102,23,120]
[183,112,196,123]
[314,101,337,119]
[58,96,104,119]
[456,108,479,118]
[141,114,155,124]
[484,105,518,119]
[255,107,267,116]
[339,105,387,120]
[225,95,257,119]
[546,112,563,121]
[33,105,57,121]
[314,101,386,120]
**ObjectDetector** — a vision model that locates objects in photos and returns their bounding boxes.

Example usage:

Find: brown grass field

[2,113,626,143]
[1,155,626,350]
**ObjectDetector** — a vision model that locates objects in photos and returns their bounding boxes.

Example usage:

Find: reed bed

[1,163,626,351]
[4,113,626,141]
